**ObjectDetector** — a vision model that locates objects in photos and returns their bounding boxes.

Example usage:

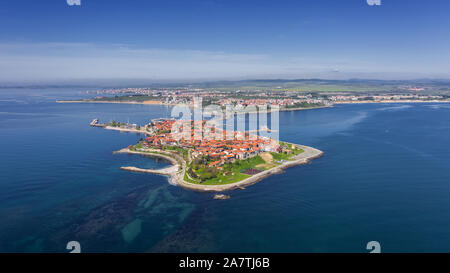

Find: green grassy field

[184,143,307,185]
[186,155,267,185]
[184,167,251,185]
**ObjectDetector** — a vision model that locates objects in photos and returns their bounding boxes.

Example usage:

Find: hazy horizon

[2,76,450,89]
[2,0,450,83]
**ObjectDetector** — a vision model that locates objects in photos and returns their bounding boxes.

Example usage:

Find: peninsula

[93,118,323,192]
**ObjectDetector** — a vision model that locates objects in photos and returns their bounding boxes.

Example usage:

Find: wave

[0,111,53,116]
[376,105,412,111]
[425,104,450,110]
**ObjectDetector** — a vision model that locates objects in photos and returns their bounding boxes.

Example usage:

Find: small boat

[90,118,99,126]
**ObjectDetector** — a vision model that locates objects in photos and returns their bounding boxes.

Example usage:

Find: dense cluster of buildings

[215,98,326,107]
[87,87,333,107]
[143,119,279,168]
[88,85,450,109]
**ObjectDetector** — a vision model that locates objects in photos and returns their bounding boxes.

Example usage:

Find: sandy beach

[56,100,176,106]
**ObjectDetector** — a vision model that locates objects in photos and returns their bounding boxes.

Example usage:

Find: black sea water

[1,88,450,252]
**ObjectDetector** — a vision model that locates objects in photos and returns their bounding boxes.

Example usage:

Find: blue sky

[1,0,450,83]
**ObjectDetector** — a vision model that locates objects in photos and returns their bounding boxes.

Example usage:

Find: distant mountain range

[2,78,450,90]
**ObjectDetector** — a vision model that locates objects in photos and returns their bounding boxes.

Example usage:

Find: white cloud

[0,43,286,82]
[0,42,449,83]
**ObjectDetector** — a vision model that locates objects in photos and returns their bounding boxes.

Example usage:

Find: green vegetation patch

[161,145,189,160]
[270,143,304,161]
[185,155,266,185]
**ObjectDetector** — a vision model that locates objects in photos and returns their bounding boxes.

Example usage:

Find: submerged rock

[213,194,230,200]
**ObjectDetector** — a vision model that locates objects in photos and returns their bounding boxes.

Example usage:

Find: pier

[120,165,179,176]
[90,118,106,127]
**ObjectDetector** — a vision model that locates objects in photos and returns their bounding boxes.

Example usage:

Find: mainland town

[61,81,450,111]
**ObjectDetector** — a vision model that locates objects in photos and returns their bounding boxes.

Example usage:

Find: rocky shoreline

[115,144,323,192]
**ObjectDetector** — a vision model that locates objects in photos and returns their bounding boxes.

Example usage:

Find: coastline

[334,100,450,104]
[115,144,323,192]
[58,98,450,111]
[57,99,332,112]
[104,125,150,135]
[56,100,177,106]
[279,105,332,112]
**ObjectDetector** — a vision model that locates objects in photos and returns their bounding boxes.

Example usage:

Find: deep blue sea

[1,88,450,253]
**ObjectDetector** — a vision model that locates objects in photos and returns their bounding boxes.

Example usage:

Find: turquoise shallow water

[1,88,450,252]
